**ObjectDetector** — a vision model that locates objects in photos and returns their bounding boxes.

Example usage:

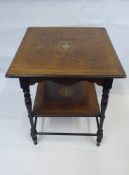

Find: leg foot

[97,142,100,146]
[32,135,37,145]
[96,129,103,146]
[30,129,38,145]
[34,141,37,145]
[31,135,38,145]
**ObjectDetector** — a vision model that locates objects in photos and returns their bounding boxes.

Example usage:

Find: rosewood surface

[6,27,126,78]
[33,81,100,117]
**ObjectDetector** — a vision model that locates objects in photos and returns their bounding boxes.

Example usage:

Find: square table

[6,27,126,146]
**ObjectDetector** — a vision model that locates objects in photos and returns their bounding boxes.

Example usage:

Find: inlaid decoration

[57,41,76,52]
[59,86,73,97]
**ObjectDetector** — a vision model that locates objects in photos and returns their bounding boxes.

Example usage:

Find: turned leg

[19,78,37,145]
[97,79,113,146]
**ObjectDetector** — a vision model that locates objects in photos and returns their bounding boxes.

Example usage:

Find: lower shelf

[33,81,100,117]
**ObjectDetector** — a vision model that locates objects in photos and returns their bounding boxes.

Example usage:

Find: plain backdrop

[0,0,129,175]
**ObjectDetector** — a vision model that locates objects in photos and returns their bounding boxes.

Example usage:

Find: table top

[6,27,126,78]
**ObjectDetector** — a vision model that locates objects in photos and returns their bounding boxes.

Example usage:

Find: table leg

[19,78,37,145]
[97,79,113,146]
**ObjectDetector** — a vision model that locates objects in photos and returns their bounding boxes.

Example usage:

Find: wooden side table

[6,27,126,146]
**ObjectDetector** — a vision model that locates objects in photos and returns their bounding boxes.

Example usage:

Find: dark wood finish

[97,79,113,146]
[19,78,37,144]
[6,27,126,78]
[33,81,100,117]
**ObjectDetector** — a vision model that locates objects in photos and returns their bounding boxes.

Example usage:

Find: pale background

[0,0,129,175]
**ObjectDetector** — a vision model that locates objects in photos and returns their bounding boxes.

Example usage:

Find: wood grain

[33,81,100,117]
[6,27,126,78]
